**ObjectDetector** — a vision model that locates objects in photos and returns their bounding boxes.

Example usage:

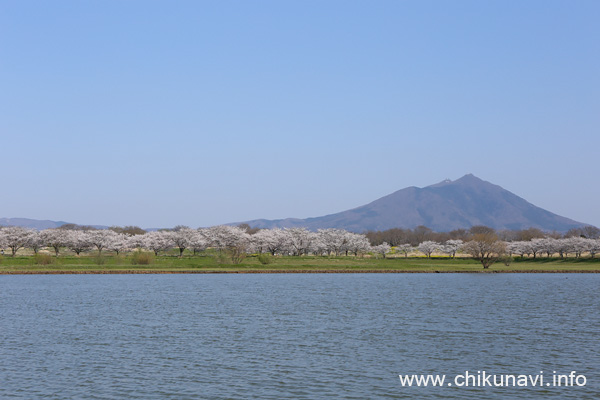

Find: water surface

[1,274,598,399]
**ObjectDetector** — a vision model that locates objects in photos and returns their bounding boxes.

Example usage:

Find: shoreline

[2,269,599,275]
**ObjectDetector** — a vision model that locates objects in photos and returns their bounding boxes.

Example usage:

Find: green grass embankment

[1,253,599,274]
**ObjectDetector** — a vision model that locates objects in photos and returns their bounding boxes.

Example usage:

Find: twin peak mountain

[239,174,586,233]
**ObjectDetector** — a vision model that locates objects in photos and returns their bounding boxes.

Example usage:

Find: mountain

[238,174,588,232]
[0,218,108,230]
[0,218,70,230]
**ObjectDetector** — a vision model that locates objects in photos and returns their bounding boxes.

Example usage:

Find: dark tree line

[365,225,472,246]
[365,225,600,246]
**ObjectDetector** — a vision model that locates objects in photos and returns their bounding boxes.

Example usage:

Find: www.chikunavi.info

[399,371,587,387]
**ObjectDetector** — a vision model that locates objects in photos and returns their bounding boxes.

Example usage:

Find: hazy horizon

[1,173,594,231]
[1,1,598,228]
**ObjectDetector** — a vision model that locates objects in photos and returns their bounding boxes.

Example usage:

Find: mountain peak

[456,173,482,182]
[427,174,483,188]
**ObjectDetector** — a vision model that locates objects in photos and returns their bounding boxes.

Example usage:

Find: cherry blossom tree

[310,234,328,256]
[190,230,208,255]
[285,228,315,256]
[417,241,439,258]
[41,229,70,256]
[105,233,130,255]
[204,226,250,263]
[555,238,572,258]
[204,226,247,252]
[570,237,591,258]
[253,228,287,255]
[0,226,34,256]
[588,239,600,258]
[0,231,6,253]
[65,230,93,256]
[142,231,174,256]
[346,233,371,256]
[396,244,412,258]
[26,230,46,254]
[507,241,527,258]
[317,229,349,256]
[442,240,463,258]
[372,242,391,258]
[171,228,195,257]
[88,230,120,255]
[538,238,558,257]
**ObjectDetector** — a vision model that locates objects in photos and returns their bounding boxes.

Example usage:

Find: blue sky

[1,1,599,228]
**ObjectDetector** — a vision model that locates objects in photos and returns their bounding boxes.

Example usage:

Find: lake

[1,274,598,399]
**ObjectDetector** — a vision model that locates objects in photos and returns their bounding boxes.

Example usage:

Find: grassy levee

[1,253,599,274]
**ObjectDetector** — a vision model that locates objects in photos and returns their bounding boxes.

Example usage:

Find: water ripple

[0,274,598,399]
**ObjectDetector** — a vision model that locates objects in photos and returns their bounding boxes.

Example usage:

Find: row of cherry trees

[1,225,598,259]
[507,237,600,258]
[0,226,372,258]
[411,237,600,259]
